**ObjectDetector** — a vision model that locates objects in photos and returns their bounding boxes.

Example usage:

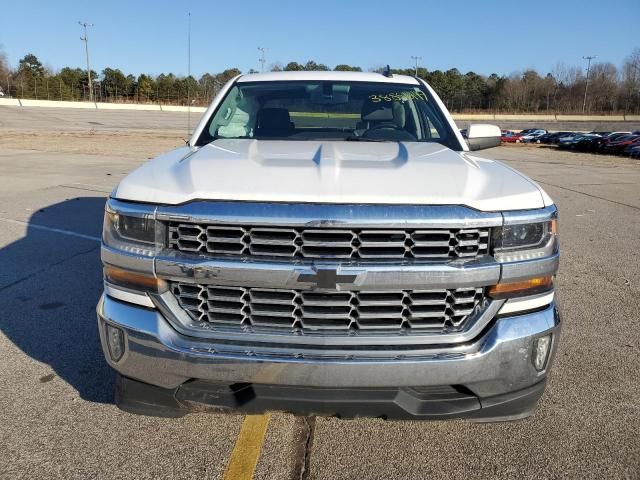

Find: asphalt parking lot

[0,107,638,479]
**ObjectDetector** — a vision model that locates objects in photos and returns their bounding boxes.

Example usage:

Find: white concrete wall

[160,105,207,113]
[555,114,626,121]
[20,99,97,109]
[96,103,160,111]
[0,97,21,107]
[0,98,637,122]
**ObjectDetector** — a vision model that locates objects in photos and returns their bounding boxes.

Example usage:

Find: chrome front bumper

[97,294,561,399]
[98,200,561,419]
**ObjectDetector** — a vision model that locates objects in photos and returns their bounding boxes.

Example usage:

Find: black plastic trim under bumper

[115,373,547,422]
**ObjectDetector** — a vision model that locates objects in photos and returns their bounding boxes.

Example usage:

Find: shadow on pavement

[0,196,114,404]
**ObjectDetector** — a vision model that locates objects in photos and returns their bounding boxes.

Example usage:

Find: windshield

[196,80,461,149]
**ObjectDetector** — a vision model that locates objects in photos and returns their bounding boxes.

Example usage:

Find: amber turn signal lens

[488,275,553,299]
[104,266,164,291]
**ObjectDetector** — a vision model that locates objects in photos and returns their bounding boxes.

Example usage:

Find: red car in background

[603,134,640,154]
[501,130,522,143]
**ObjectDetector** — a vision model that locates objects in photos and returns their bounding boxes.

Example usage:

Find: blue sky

[1,0,637,77]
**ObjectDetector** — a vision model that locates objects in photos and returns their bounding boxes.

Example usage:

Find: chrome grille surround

[168,224,490,260]
[103,200,560,350]
[170,282,484,335]
[149,202,505,343]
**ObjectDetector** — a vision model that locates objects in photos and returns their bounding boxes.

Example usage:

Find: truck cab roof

[237,70,420,85]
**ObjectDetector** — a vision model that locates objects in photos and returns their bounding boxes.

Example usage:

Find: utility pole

[582,55,597,113]
[187,12,191,137]
[79,21,95,102]
[258,47,268,72]
[410,55,422,77]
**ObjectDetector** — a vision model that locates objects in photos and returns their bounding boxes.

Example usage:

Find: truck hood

[114,139,547,211]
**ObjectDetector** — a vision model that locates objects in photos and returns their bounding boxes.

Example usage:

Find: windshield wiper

[344,136,390,142]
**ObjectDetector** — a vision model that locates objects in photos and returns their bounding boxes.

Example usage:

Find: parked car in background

[554,132,580,144]
[520,129,548,143]
[575,135,606,152]
[558,133,601,150]
[588,132,630,152]
[603,134,640,155]
[548,132,574,144]
[556,133,582,143]
[622,138,640,156]
[522,133,546,143]
[573,134,608,152]
[501,131,522,143]
[537,132,566,144]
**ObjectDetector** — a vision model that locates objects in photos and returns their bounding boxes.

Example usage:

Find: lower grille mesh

[171,283,484,335]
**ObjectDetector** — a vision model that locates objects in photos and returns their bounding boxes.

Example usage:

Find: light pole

[258,47,268,72]
[79,21,94,102]
[410,55,422,77]
[582,55,597,113]
[187,12,191,136]
[629,63,640,111]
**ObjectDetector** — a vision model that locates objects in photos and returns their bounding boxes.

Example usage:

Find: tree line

[1,50,639,113]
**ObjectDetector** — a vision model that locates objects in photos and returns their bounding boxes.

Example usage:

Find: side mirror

[466,124,501,151]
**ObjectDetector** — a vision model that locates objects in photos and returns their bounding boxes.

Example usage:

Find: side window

[418,99,444,140]
[400,101,420,139]
[430,121,441,139]
[208,87,258,138]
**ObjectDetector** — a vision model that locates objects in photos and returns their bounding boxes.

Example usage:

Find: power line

[78,21,94,103]
[258,47,269,72]
[582,55,597,113]
[410,55,422,77]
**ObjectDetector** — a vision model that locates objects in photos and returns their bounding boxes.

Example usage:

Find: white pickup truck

[97,71,560,421]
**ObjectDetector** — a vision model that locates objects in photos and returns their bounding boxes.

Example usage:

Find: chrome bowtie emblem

[297,268,358,289]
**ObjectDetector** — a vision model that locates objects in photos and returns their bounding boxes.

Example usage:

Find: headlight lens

[103,203,162,256]
[496,222,547,250]
[116,214,155,244]
[492,218,557,262]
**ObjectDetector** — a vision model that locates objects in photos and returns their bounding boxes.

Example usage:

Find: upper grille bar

[169,224,489,260]
[154,201,504,229]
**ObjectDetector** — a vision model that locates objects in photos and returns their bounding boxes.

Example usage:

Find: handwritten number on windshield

[369,91,427,103]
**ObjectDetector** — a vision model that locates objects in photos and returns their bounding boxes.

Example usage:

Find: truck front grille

[171,282,484,335]
[168,224,489,260]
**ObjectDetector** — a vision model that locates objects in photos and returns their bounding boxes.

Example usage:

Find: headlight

[492,218,557,262]
[115,214,155,244]
[102,202,162,256]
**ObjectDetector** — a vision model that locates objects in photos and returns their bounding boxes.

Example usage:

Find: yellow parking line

[222,414,271,480]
